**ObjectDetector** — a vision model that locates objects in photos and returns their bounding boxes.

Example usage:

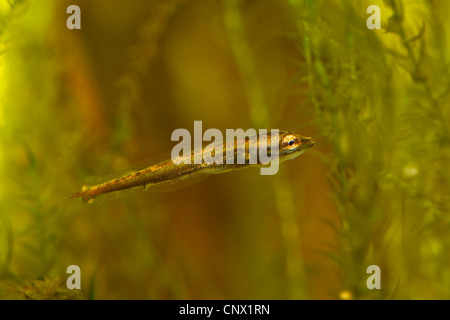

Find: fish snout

[301,137,315,147]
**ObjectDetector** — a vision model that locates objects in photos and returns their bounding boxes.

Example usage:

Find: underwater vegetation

[0,0,449,299]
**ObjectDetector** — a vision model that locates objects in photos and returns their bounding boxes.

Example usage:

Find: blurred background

[0,0,449,299]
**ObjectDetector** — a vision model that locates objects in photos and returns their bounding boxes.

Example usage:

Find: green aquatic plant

[289,0,450,299]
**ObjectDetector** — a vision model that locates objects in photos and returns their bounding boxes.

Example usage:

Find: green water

[0,0,449,299]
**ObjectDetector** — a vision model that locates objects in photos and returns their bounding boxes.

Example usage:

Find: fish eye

[283,135,298,149]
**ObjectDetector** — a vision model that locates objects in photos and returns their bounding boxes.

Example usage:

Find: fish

[67,130,314,203]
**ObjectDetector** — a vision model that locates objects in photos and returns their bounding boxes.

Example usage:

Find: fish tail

[65,185,95,203]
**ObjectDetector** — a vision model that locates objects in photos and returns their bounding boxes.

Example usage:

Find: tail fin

[65,186,95,203]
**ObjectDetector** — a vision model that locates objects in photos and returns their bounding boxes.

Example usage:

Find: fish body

[68,130,314,203]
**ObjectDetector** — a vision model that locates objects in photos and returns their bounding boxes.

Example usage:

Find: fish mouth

[300,137,315,148]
